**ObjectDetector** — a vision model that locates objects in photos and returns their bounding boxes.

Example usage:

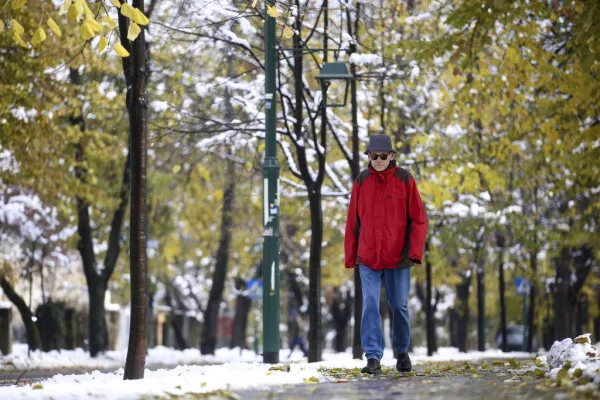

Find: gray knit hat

[364,134,395,154]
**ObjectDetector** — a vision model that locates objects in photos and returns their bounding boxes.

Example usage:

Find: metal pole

[262,0,280,364]
[523,289,528,351]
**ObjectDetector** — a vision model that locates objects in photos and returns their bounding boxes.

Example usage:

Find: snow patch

[349,53,382,66]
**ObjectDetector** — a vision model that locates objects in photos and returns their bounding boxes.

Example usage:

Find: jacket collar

[368,159,397,182]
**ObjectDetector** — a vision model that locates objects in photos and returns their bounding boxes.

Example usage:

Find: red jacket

[344,162,428,270]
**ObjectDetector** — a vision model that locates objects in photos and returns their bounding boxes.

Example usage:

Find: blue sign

[515,277,530,296]
[246,279,263,299]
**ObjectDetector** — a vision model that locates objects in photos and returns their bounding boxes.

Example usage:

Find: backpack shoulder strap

[356,169,371,186]
[394,167,412,185]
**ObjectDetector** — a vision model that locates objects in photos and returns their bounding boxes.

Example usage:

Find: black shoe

[361,358,382,375]
[396,351,412,372]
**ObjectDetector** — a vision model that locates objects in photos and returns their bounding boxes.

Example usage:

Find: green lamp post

[262,0,280,365]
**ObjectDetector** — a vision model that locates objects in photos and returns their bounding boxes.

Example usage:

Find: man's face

[369,152,393,171]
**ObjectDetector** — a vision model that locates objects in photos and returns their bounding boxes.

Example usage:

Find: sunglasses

[369,153,391,161]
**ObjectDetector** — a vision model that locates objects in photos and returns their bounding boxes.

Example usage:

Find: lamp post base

[263,351,279,364]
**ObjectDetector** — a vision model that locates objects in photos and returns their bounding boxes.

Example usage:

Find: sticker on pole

[515,277,530,296]
[246,279,263,299]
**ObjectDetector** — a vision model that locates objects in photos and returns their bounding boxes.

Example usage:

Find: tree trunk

[308,190,324,362]
[477,253,486,352]
[347,14,362,360]
[553,246,572,341]
[425,241,435,356]
[595,293,600,344]
[526,249,537,352]
[71,63,131,359]
[201,161,236,355]
[497,233,507,352]
[450,273,472,352]
[290,0,328,363]
[88,280,108,354]
[0,278,41,350]
[123,0,149,379]
[230,278,252,350]
[70,64,110,358]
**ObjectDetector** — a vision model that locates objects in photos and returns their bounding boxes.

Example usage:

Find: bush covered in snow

[537,334,599,397]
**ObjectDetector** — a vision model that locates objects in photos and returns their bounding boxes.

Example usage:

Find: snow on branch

[349,53,383,66]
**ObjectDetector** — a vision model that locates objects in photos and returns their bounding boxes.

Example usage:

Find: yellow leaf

[172,165,181,174]
[111,0,121,7]
[67,5,79,21]
[0,20,4,32]
[283,25,294,39]
[98,36,108,53]
[80,22,95,41]
[127,22,141,41]
[12,0,27,10]
[132,8,149,26]
[31,27,47,46]
[86,16,103,33]
[71,0,85,21]
[267,4,278,18]
[47,18,62,36]
[251,0,258,7]
[114,42,130,57]
[102,17,118,30]
[121,3,134,19]
[13,32,28,48]
[11,19,24,35]
[59,0,72,14]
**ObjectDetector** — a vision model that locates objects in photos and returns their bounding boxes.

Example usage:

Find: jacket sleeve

[344,180,360,268]
[407,176,428,264]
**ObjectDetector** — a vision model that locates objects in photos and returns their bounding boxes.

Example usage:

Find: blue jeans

[359,264,411,360]
[289,336,308,357]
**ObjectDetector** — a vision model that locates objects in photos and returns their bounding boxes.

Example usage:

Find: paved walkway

[236,360,566,400]
[1,359,567,399]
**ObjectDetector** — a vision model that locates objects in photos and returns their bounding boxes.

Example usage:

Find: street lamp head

[315,62,352,108]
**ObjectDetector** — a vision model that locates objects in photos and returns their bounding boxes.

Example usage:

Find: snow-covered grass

[0,343,538,399]
[0,343,262,371]
[537,334,599,397]
[1,343,535,372]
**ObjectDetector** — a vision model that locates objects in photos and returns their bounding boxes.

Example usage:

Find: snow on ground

[1,343,535,372]
[538,334,599,397]
[0,343,538,399]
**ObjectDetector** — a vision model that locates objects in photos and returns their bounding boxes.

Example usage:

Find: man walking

[344,134,428,374]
